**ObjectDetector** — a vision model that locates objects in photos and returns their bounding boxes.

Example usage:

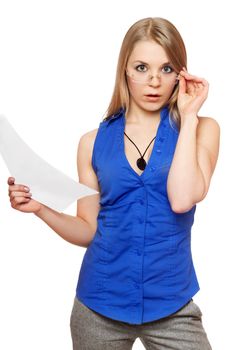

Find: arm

[8,128,100,247]
[167,68,220,213]
[167,116,220,213]
[34,205,96,247]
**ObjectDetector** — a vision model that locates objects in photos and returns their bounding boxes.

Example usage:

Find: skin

[125,40,178,123]
[7,39,220,245]
[124,40,179,176]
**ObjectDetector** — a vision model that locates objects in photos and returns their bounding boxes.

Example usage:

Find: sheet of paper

[0,115,99,211]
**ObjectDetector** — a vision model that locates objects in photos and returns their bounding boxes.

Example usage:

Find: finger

[9,191,32,200]
[186,79,196,93]
[194,82,203,91]
[180,72,204,83]
[7,177,15,185]
[201,79,209,88]
[11,196,31,207]
[178,75,186,94]
[8,184,30,194]
[180,70,206,83]
[195,81,209,95]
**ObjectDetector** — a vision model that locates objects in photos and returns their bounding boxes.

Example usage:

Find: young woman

[7,17,220,349]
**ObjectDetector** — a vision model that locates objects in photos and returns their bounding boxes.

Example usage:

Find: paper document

[0,115,99,211]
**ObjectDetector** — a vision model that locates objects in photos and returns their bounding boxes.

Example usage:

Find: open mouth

[145,94,161,100]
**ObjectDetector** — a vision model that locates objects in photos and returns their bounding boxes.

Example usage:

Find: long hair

[102,17,187,131]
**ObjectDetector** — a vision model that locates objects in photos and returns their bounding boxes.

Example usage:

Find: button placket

[129,188,147,316]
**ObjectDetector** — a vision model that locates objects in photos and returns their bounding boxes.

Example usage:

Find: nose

[148,73,161,86]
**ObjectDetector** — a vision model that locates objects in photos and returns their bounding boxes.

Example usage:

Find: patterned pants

[70,297,212,349]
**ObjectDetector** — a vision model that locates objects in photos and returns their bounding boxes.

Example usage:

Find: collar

[105,107,125,126]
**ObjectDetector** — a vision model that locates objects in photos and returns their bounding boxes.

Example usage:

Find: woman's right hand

[8,177,43,214]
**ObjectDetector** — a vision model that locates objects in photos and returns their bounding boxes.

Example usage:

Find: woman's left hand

[177,67,209,119]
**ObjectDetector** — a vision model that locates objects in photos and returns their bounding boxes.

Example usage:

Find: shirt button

[134,282,140,289]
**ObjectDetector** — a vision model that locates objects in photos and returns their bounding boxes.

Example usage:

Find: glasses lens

[126,70,151,84]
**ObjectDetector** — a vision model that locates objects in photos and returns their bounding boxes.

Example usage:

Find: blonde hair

[102,17,187,131]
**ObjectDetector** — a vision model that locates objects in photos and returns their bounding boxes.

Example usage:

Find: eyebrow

[133,60,172,66]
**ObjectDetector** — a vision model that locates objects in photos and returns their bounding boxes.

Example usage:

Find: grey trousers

[70,297,212,350]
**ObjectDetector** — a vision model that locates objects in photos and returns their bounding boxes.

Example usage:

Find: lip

[144,94,161,101]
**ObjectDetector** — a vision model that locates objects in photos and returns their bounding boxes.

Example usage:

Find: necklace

[124,132,156,170]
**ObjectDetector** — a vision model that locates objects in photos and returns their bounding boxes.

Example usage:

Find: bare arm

[8,128,100,247]
[167,116,220,213]
[34,205,96,247]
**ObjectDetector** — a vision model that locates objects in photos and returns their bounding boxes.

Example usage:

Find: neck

[125,103,161,126]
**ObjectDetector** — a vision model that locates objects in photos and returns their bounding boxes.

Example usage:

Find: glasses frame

[125,69,179,85]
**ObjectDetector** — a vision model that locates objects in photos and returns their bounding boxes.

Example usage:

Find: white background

[0,1,231,349]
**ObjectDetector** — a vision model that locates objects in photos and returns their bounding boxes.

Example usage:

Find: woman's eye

[136,64,147,72]
[162,66,173,73]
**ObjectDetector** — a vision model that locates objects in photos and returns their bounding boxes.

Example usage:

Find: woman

[8,17,220,349]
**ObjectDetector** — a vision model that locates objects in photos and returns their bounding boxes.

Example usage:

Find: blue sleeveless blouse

[76,104,200,325]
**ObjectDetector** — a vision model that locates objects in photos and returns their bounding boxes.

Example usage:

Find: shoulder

[77,129,98,163]
[78,128,99,156]
[197,116,220,134]
[196,116,220,146]
[79,128,99,144]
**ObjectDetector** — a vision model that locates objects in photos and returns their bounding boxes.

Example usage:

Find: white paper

[0,115,99,211]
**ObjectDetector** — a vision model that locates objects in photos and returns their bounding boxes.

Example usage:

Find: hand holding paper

[0,115,99,212]
[7,176,46,214]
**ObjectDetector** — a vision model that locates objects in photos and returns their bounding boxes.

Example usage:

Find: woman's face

[126,40,178,113]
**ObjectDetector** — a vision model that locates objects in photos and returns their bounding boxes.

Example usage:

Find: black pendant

[137,157,147,170]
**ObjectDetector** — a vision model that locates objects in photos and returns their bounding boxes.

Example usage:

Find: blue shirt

[76,104,200,325]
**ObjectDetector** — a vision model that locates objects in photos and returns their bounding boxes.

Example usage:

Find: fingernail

[24,187,30,191]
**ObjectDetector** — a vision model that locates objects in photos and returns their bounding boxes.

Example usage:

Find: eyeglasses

[126,68,178,85]
[126,69,158,84]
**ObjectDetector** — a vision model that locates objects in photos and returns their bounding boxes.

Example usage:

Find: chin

[141,101,164,111]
